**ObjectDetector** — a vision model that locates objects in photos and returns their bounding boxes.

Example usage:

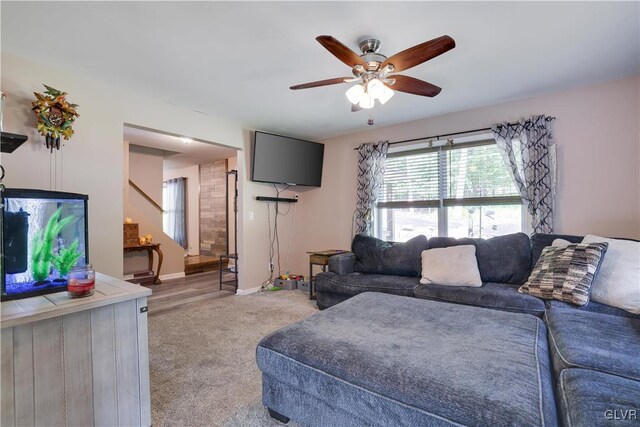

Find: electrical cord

[261,183,296,290]
[278,201,297,275]
[261,201,276,291]
[272,183,289,274]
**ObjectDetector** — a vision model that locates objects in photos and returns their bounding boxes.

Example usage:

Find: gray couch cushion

[558,369,640,427]
[546,299,640,319]
[546,307,640,381]
[314,271,419,297]
[315,291,351,311]
[531,233,639,267]
[530,233,583,267]
[352,234,428,277]
[414,281,546,316]
[327,252,356,275]
[257,293,557,427]
[262,373,435,427]
[429,232,532,285]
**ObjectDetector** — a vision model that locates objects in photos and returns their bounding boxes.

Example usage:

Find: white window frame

[374,136,524,239]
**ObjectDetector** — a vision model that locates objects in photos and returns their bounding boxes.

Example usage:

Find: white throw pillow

[420,245,482,287]
[581,235,640,314]
[552,238,572,247]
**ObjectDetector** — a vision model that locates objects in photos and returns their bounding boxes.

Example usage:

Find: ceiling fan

[290,35,455,111]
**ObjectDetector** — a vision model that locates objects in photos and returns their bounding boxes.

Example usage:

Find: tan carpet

[148,289,316,426]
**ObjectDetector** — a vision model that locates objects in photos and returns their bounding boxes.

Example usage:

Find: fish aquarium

[2,189,89,301]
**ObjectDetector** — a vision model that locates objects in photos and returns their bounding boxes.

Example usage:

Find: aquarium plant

[52,240,83,279]
[30,208,75,284]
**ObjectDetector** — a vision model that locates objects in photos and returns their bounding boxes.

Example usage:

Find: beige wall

[1,53,244,279]
[4,52,637,292]
[1,53,294,291]
[290,75,640,274]
[129,145,164,202]
[124,145,185,277]
[236,132,300,292]
[164,164,200,256]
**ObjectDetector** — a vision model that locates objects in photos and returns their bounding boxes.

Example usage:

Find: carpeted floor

[148,289,317,426]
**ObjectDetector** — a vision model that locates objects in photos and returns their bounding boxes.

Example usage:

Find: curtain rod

[353,116,556,151]
[353,126,493,151]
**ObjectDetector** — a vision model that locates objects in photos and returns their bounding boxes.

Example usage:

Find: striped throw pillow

[519,243,608,306]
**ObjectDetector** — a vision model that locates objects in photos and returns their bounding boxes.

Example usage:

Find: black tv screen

[252,131,324,187]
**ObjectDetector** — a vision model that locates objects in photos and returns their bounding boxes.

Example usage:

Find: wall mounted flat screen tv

[2,188,89,301]
[251,131,324,187]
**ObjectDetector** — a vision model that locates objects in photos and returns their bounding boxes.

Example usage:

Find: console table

[1,273,152,427]
[307,250,348,300]
[123,243,163,284]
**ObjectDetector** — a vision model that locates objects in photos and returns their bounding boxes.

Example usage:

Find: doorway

[122,125,239,295]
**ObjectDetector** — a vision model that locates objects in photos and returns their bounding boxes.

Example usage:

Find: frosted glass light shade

[366,79,385,99]
[378,85,394,104]
[359,93,375,109]
[346,84,365,104]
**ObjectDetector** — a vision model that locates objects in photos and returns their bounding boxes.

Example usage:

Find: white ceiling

[124,125,238,170]
[2,2,639,141]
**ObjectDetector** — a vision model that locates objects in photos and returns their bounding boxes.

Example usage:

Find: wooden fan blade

[381,35,455,73]
[316,35,368,68]
[290,77,350,90]
[386,75,442,97]
[351,103,363,112]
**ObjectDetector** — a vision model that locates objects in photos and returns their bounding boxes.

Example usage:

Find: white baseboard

[159,272,186,281]
[236,286,261,295]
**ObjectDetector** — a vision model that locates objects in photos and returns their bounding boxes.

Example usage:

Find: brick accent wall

[199,160,227,256]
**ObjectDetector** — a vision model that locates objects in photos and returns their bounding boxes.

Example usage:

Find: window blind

[377,140,521,209]
[444,142,521,206]
[377,148,441,208]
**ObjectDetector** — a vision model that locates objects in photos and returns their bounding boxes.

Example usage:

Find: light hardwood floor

[144,270,236,316]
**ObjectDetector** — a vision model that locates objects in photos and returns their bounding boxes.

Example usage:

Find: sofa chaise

[258,292,640,426]
[257,232,639,426]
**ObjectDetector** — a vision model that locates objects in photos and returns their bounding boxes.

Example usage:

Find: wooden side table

[124,243,163,285]
[307,250,348,300]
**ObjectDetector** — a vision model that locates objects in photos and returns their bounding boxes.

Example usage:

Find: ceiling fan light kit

[345,77,394,109]
[358,93,375,109]
[290,34,456,113]
[345,84,365,104]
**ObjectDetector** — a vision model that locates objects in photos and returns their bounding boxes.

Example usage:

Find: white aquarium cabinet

[1,273,152,427]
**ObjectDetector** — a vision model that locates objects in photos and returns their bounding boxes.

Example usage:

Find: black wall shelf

[256,196,298,203]
[1,132,28,153]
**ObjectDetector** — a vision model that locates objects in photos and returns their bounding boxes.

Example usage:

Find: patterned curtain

[354,141,389,235]
[491,115,556,234]
[163,177,187,248]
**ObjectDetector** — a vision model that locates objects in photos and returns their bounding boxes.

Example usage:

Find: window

[163,177,187,248]
[375,139,522,241]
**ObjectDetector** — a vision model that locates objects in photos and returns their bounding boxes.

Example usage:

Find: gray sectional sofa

[315,232,636,319]
[257,232,640,426]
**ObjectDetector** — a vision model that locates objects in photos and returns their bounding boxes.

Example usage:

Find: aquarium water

[3,194,87,299]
